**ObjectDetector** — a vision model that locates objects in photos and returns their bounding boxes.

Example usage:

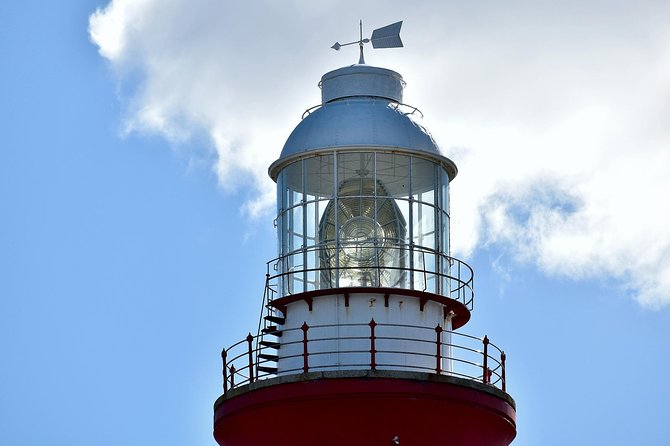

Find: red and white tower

[214,28,516,445]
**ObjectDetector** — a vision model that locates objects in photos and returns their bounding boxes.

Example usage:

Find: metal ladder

[255,275,284,376]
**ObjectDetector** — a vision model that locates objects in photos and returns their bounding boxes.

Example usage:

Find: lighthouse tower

[213,27,516,446]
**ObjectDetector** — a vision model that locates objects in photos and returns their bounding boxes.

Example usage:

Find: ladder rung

[259,353,278,361]
[257,366,278,374]
[260,341,280,350]
[262,326,282,337]
[264,315,286,325]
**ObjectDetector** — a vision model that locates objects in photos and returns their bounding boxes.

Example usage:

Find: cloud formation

[89,0,670,307]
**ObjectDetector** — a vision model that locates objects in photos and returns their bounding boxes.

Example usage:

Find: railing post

[501,351,507,392]
[369,319,377,370]
[435,324,443,375]
[301,322,309,373]
[482,335,489,384]
[222,349,228,393]
[458,261,462,302]
[246,333,254,383]
[229,365,236,389]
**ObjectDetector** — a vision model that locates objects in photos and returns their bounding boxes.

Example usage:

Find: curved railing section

[266,244,474,311]
[220,321,507,395]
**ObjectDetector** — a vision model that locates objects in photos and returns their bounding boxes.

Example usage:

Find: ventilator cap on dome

[320,64,404,103]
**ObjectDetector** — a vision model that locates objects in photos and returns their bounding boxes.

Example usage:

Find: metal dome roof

[269,64,457,181]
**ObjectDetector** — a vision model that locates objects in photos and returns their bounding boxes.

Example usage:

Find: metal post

[458,261,461,302]
[369,319,377,370]
[230,365,236,389]
[246,333,254,383]
[482,335,489,384]
[222,349,228,393]
[435,324,443,375]
[301,322,309,373]
[501,351,507,392]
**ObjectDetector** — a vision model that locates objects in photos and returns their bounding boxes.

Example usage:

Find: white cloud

[89,0,670,307]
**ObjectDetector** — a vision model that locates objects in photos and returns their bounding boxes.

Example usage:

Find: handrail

[301,104,322,119]
[265,243,474,310]
[389,102,424,118]
[221,321,507,395]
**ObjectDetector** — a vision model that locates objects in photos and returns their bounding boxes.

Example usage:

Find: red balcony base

[214,371,516,446]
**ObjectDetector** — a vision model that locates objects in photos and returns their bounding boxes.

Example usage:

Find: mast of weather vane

[358,20,365,64]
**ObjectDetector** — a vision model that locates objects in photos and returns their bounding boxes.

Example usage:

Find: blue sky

[2,1,670,445]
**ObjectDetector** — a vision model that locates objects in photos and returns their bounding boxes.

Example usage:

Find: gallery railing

[220,321,507,395]
[265,244,474,310]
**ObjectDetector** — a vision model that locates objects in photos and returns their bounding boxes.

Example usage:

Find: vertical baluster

[246,333,254,383]
[301,322,309,373]
[369,319,377,370]
[435,324,443,374]
[482,335,489,384]
[222,349,228,393]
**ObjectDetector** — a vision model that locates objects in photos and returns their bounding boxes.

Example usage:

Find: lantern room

[269,64,460,300]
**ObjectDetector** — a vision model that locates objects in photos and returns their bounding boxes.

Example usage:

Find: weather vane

[331,20,403,64]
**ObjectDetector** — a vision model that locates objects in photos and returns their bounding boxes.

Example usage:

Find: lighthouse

[213,23,516,446]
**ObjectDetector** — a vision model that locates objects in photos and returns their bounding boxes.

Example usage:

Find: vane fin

[370,21,403,49]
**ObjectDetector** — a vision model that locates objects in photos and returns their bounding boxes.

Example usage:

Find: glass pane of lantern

[411,157,436,197]
[305,201,316,247]
[376,197,407,288]
[284,160,303,206]
[338,152,374,191]
[412,202,436,250]
[305,154,335,199]
[440,166,450,214]
[376,152,410,197]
